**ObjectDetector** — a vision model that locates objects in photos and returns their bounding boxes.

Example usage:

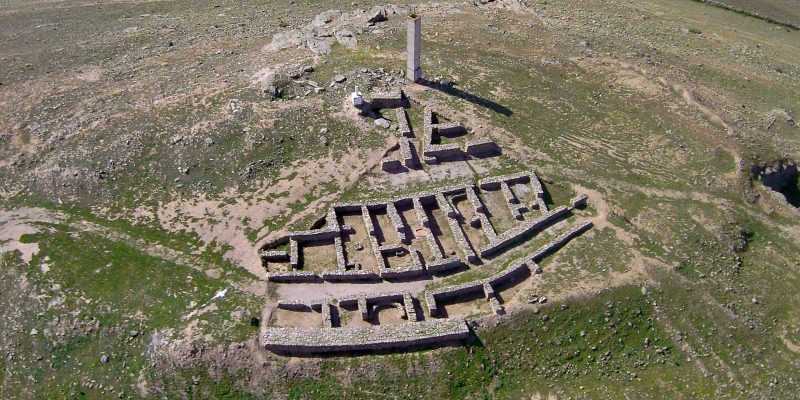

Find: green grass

[273,286,685,399]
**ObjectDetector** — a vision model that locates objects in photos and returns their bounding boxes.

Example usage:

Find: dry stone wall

[479,206,569,258]
[425,257,529,316]
[531,220,594,262]
[262,173,597,354]
[262,318,470,353]
[369,89,406,109]
[395,108,413,138]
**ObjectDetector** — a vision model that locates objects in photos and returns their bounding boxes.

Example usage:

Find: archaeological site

[2,0,799,398]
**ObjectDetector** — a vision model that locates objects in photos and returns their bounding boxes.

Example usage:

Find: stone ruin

[260,170,596,354]
[361,88,501,173]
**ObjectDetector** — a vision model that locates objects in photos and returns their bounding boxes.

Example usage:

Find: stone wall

[423,143,462,159]
[425,257,530,316]
[262,173,576,283]
[262,318,470,353]
[321,270,380,282]
[267,271,321,282]
[427,256,464,273]
[362,205,388,271]
[276,299,312,311]
[412,197,430,227]
[261,250,289,262]
[571,194,588,208]
[395,108,413,137]
[425,280,485,316]
[321,302,333,328]
[289,239,299,269]
[465,138,500,156]
[479,170,531,189]
[386,202,408,242]
[500,181,525,220]
[334,235,346,270]
[437,194,479,264]
[381,157,403,172]
[530,220,594,262]
[369,89,406,109]
[479,206,569,258]
[399,138,416,168]
[529,171,547,211]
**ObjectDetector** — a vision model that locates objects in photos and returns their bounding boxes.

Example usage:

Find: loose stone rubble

[262,7,399,55]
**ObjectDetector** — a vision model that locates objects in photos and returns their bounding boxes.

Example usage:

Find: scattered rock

[335,29,358,49]
[538,296,548,304]
[261,72,281,98]
[100,355,109,364]
[770,108,795,125]
[374,118,391,129]
[333,74,347,83]
[29,328,38,336]
[203,137,214,146]
[366,6,387,23]
[751,297,759,304]
[313,10,341,27]
[129,331,140,338]
[170,135,183,145]
[229,99,241,113]
[306,37,333,55]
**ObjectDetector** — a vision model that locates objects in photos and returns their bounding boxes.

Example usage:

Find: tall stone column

[406,14,422,82]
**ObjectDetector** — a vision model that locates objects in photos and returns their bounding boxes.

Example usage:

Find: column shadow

[418,78,513,117]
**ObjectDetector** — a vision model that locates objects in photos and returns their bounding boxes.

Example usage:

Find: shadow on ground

[419,79,513,117]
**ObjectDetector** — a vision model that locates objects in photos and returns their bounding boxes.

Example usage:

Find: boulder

[313,10,341,27]
[306,37,333,55]
[366,6,387,23]
[261,72,280,97]
[335,29,358,49]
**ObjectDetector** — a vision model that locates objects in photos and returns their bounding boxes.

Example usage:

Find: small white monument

[350,85,364,107]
